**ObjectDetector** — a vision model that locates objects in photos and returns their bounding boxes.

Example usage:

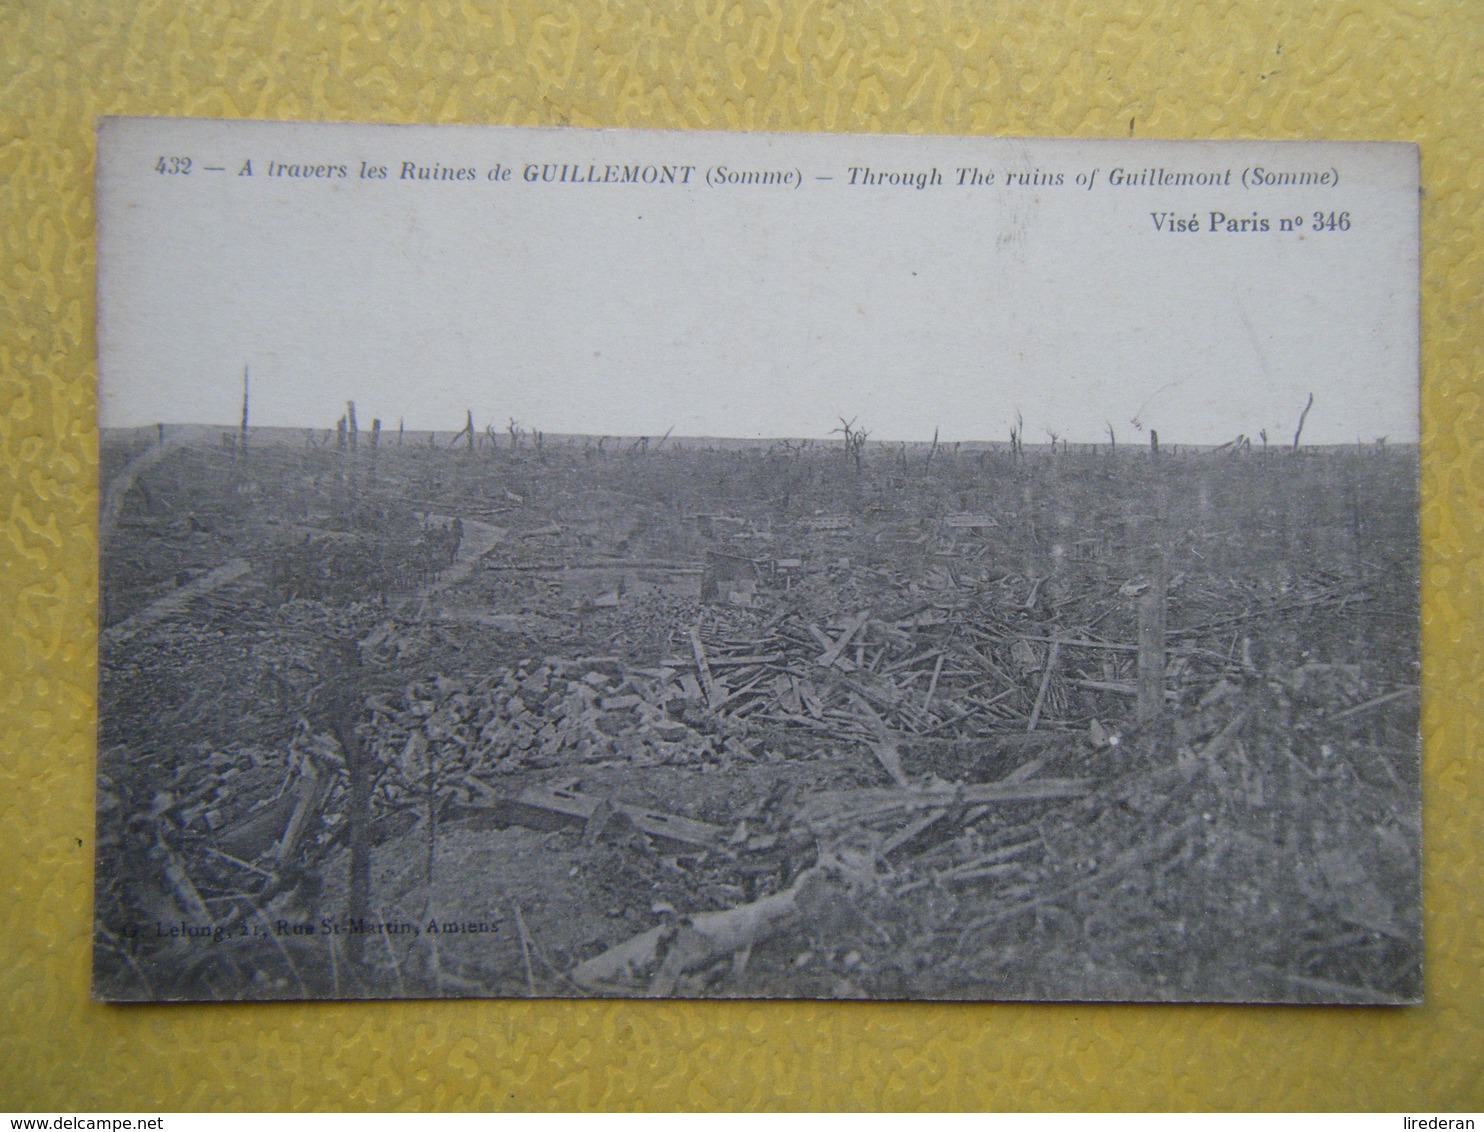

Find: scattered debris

[95,434,1421,1002]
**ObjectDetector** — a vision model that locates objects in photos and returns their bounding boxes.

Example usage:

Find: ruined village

[93,411,1422,1003]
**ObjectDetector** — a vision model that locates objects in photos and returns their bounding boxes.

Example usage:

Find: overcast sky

[97,120,1419,445]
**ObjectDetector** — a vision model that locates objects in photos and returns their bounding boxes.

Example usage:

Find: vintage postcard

[94,118,1421,1003]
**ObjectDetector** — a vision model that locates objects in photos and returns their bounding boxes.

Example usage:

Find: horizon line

[99,422,1415,450]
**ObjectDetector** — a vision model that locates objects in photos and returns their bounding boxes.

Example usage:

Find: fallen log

[879,809,951,859]
[921,653,947,712]
[896,838,1042,894]
[1074,678,1177,700]
[568,924,669,986]
[275,763,326,865]
[570,867,823,993]
[1026,639,1062,732]
[816,611,871,669]
[849,694,910,788]
[161,849,212,921]
[464,780,727,849]
[801,777,1092,830]
[1327,686,1418,723]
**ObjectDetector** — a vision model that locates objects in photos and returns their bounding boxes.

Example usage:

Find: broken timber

[465,780,726,849]
[800,776,1091,830]
[570,867,822,991]
[689,626,720,709]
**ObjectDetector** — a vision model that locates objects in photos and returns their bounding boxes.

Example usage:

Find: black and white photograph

[93,118,1421,1003]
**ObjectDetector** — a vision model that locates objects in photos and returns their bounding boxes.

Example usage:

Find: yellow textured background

[2,0,1481,1112]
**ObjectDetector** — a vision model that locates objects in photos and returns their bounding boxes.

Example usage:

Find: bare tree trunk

[1292,392,1315,451]
[239,365,250,454]
[1137,565,1167,723]
[323,641,371,968]
[1136,487,1168,724]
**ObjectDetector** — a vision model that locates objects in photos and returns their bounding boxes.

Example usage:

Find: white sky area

[97,120,1419,445]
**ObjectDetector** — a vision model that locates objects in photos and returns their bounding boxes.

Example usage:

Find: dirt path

[104,511,504,643]
[99,439,186,547]
[102,558,252,644]
[425,514,506,594]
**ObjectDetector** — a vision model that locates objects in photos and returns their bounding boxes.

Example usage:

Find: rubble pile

[363,660,751,783]
[97,595,1419,1001]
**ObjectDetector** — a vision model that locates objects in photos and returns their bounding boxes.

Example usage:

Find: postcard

[94,118,1420,1002]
